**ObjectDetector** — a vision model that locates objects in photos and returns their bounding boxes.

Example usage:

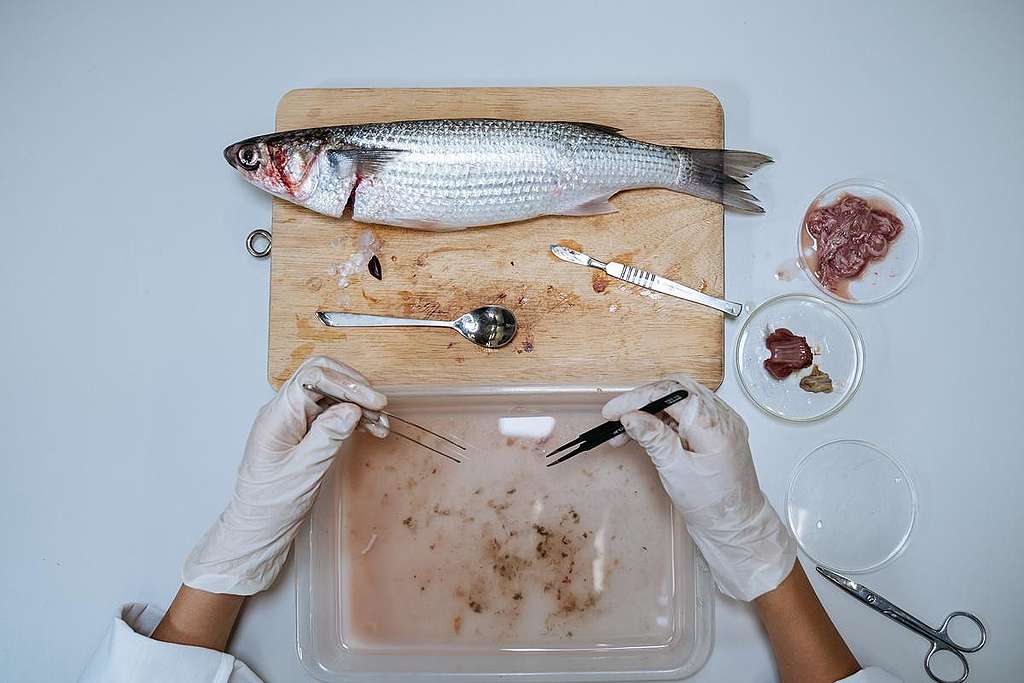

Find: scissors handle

[860,590,985,682]
[816,568,985,683]
[891,607,986,683]
[924,638,971,683]
[938,612,987,653]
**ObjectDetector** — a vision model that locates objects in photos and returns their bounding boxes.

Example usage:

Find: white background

[2,1,1022,681]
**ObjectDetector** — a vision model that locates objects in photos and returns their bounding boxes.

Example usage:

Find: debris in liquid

[360,533,378,555]
[338,411,677,647]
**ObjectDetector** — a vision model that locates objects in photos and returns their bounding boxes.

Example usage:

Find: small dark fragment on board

[368,254,383,280]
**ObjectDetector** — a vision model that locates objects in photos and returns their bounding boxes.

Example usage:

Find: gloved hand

[183,356,387,595]
[603,373,796,601]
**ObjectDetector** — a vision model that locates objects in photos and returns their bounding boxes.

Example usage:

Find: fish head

[224,130,354,217]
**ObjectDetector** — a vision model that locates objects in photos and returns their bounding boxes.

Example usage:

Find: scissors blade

[816,567,862,594]
[816,567,889,608]
[818,567,920,632]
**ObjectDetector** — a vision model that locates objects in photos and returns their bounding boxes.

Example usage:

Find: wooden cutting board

[268,87,726,390]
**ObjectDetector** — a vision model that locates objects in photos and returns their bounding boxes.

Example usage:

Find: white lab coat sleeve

[79,603,262,683]
[837,666,903,682]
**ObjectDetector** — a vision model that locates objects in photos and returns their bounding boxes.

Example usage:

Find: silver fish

[224,119,771,230]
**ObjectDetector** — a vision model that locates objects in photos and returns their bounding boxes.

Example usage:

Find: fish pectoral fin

[328,147,403,176]
[558,197,619,217]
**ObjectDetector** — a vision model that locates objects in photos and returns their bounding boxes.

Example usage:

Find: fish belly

[351,159,568,230]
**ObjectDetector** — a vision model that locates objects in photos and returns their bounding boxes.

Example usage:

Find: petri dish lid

[797,178,922,304]
[786,440,916,573]
[735,293,864,422]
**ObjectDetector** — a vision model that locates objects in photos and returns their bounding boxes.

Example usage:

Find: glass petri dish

[797,178,921,304]
[735,294,864,422]
[786,440,916,573]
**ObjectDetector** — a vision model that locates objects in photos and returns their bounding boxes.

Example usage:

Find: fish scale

[224,118,771,230]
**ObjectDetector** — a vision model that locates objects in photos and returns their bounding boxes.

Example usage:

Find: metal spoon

[316,305,518,349]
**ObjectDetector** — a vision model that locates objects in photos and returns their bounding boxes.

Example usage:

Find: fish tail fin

[672,147,773,214]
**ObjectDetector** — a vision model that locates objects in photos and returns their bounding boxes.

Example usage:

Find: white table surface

[2,1,1022,681]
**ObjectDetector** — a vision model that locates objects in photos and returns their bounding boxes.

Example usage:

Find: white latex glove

[603,373,796,601]
[183,356,387,595]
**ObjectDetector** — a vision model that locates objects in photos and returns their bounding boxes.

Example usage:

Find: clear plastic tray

[296,386,714,681]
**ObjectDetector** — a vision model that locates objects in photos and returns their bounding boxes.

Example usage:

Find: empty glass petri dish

[735,294,864,422]
[797,178,921,304]
[786,440,916,573]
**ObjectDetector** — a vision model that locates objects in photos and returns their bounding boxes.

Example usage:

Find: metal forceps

[546,389,689,467]
[817,567,987,682]
[301,383,467,464]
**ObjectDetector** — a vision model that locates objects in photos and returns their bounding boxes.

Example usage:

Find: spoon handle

[317,311,452,328]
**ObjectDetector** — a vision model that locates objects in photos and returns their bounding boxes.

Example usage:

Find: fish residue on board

[337,408,676,648]
[329,228,380,289]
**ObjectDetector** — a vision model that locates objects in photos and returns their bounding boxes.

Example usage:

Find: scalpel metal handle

[605,262,743,317]
[317,311,452,328]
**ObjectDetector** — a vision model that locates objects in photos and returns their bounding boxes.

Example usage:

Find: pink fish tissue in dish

[802,194,903,297]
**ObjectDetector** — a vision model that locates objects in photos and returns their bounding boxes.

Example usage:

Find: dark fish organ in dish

[804,194,903,291]
[764,328,813,380]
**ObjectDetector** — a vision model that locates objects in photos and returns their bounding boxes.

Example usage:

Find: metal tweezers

[546,389,689,467]
[302,383,467,464]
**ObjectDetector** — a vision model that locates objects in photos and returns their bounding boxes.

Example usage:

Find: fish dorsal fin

[453,118,623,136]
[555,121,624,136]
[328,147,402,176]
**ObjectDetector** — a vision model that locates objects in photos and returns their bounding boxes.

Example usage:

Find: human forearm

[151,584,245,651]
[755,562,860,683]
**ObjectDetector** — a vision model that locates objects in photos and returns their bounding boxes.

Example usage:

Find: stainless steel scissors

[817,567,987,682]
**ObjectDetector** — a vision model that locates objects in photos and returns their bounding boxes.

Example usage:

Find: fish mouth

[223,143,240,169]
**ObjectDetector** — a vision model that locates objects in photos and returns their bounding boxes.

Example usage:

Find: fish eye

[237,144,260,171]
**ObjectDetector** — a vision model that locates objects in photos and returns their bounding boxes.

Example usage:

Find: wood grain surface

[268,87,726,390]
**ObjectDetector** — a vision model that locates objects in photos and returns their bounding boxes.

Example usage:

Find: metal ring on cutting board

[246,229,272,258]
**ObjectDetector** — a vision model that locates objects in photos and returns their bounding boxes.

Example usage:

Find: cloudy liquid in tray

[338,408,681,651]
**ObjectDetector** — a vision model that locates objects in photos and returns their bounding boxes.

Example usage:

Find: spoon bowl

[452,305,518,348]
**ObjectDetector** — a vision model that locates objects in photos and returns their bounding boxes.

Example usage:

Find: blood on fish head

[224,130,354,217]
